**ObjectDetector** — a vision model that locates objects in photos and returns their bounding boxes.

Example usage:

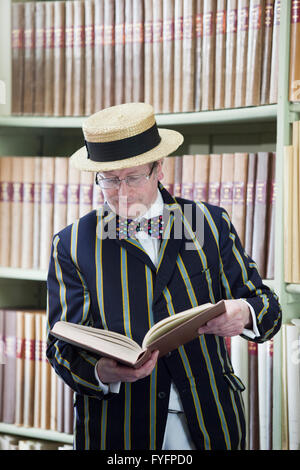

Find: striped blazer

[46,183,281,450]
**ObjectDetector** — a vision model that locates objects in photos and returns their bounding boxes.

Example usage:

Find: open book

[50,300,226,368]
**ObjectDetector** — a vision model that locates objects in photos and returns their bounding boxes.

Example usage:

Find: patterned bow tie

[116,215,164,240]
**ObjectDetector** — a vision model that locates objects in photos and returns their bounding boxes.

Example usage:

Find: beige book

[173,0,183,112]
[53,157,69,234]
[44,1,55,116]
[201,0,216,110]
[181,155,195,200]
[182,0,195,112]
[231,153,248,246]
[260,0,275,105]
[132,0,144,103]
[193,154,210,202]
[40,315,52,429]
[64,0,74,116]
[0,157,12,267]
[79,171,94,217]
[94,0,104,112]
[23,313,36,427]
[10,157,24,268]
[269,0,280,103]
[173,156,182,197]
[144,0,153,106]
[224,0,238,108]
[85,0,95,115]
[220,153,234,218]
[194,0,203,111]
[53,1,66,116]
[64,383,74,434]
[21,157,35,269]
[51,301,226,368]
[34,313,43,429]
[160,156,175,195]
[235,0,249,108]
[162,0,174,113]
[208,154,222,205]
[15,311,25,426]
[23,2,35,115]
[103,0,115,108]
[33,157,42,269]
[34,1,46,115]
[11,2,25,115]
[152,0,163,113]
[115,0,126,106]
[289,0,300,101]
[73,0,85,116]
[214,0,227,110]
[67,160,81,224]
[40,157,55,271]
[50,365,58,431]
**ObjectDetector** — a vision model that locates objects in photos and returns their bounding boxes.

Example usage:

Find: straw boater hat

[70,102,184,172]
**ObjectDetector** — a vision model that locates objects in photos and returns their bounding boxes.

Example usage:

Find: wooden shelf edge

[286,283,300,294]
[0,267,47,281]
[0,423,73,444]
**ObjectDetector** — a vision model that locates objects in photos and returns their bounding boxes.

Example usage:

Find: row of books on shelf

[0,151,275,277]
[228,321,300,451]
[0,309,74,436]
[11,0,300,117]
[0,308,299,450]
[284,120,300,283]
[0,435,72,451]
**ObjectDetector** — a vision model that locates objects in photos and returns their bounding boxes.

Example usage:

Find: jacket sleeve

[218,210,282,342]
[46,234,114,400]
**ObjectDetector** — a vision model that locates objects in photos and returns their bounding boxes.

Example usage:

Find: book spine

[144,0,153,106]
[173,0,183,112]
[244,152,257,257]
[73,0,85,116]
[224,0,238,108]
[248,341,259,450]
[10,157,24,268]
[160,156,175,195]
[269,0,280,103]
[194,0,203,111]
[33,158,42,269]
[245,0,265,107]
[182,0,195,112]
[67,159,81,225]
[33,313,43,428]
[2,311,17,424]
[11,3,25,115]
[181,155,195,200]
[23,313,36,427]
[265,152,276,279]
[0,157,13,267]
[21,158,35,269]
[214,0,227,110]
[132,0,144,103]
[44,2,55,116]
[292,121,300,282]
[173,156,183,197]
[34,2,46,115]
[85,0,95,116]
[103,0,115,108]
[220,153,234,218]
[208,154,222,205]
[64,0,74,116]
[283,146,293,282]
[23,2,35,115]
[40,157,55,271]
[53,1,66,117]
[289,0,300,102]
[162,0,174,113]
[231,152,248,246]
[260,0,275,105]
[201,0,216,111]
[152,0,163,113]
[79,171,94,218]
[94,0,104,112]
[193,154,210,202]
[53,157,69,234]
[15,311,25,426]
[115,0,125,106]
[234,0,249,108]
[124,0,133,103]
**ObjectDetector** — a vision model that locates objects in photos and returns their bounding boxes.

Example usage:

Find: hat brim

[70,128,184,172]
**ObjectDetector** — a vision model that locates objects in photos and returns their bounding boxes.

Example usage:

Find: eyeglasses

[95,163,156,189]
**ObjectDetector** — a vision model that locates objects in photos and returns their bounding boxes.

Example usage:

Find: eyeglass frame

[95,162,157,189]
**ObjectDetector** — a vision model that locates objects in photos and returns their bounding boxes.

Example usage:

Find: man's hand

[96,350,159,384]
[197,299,253,337]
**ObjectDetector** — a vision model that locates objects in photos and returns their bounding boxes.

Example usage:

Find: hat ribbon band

[85,123,161,162]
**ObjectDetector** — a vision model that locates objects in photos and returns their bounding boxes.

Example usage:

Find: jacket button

[158,391,166,399]
[165,351,172,357]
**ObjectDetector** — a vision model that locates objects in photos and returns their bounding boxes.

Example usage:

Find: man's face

[98,161,164,218]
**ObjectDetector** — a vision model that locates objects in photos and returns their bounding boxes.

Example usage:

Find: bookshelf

[0,0,299,450]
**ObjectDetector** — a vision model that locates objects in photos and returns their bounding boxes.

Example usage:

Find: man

[46,103,281,450]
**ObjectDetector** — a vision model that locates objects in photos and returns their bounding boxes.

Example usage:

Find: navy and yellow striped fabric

[46,184,281,450]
